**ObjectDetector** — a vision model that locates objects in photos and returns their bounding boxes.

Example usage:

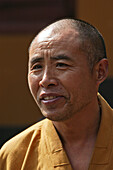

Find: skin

[28,26,108,169]
[28,28,97,121]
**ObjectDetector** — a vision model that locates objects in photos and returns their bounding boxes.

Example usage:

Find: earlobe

[95,59,108,85]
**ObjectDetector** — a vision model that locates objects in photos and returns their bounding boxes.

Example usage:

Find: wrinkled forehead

[29,28,80,55]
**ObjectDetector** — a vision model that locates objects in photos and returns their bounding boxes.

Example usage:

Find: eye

[31,64,42,70]
[56,63,68,68]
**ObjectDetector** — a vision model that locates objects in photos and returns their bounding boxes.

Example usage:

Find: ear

[94,59,108,87]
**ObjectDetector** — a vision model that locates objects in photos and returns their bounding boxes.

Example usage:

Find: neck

[53,99,101,145]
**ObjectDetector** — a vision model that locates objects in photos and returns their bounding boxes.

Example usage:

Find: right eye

[31,64,43,70]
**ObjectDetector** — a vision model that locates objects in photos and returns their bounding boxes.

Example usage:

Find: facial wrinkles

[38,29,77,48]
[38,40,52,49]
[30,29,79,58]
[42,47,55,81]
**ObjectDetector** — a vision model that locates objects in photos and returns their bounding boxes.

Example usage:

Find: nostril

[48,83,55,87]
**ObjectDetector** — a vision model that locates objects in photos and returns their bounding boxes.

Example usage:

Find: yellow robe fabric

[0,94,113,170]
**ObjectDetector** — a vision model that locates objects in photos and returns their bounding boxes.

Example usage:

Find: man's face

[28,28,97,121]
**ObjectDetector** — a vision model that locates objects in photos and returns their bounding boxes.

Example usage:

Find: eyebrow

[29,54,72,66]
[29,57,44,66]
[51,55,72,61]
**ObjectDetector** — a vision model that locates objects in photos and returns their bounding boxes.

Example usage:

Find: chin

[41,109,72,122]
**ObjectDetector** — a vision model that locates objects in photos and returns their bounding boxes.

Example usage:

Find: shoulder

[0,118,48,159]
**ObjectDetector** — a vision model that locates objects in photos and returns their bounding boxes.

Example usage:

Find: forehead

[29,28,80,56]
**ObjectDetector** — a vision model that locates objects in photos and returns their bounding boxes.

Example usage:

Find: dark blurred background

[0,0,113,148]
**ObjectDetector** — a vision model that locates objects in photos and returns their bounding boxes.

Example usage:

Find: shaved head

[29,18,107,70]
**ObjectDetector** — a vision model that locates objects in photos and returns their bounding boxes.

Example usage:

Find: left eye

[56,63,68,67]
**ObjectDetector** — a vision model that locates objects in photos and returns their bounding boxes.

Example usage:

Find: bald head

[29,18,107,70]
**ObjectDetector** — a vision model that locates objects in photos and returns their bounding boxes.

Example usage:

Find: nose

[39,69,58,88]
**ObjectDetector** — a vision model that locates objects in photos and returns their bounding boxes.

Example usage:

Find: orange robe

[0,94,113,170]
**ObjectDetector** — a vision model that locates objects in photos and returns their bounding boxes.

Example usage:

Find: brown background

[0,0,113,126]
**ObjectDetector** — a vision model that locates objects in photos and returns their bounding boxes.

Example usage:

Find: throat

[53,103,101,144]
[63,136,96,170]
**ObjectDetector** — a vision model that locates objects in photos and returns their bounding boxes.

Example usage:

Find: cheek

[59,72,80,99]
[60,71,79,88]
[61,71,89,99]
[28,74,40,97]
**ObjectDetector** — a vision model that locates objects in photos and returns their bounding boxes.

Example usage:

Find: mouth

[42,96,58,101]
[39,93,64,104]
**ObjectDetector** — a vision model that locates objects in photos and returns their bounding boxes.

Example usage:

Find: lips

[39,93,64,104]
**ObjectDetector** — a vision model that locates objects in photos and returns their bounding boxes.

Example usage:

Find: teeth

[43,96,57,100]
